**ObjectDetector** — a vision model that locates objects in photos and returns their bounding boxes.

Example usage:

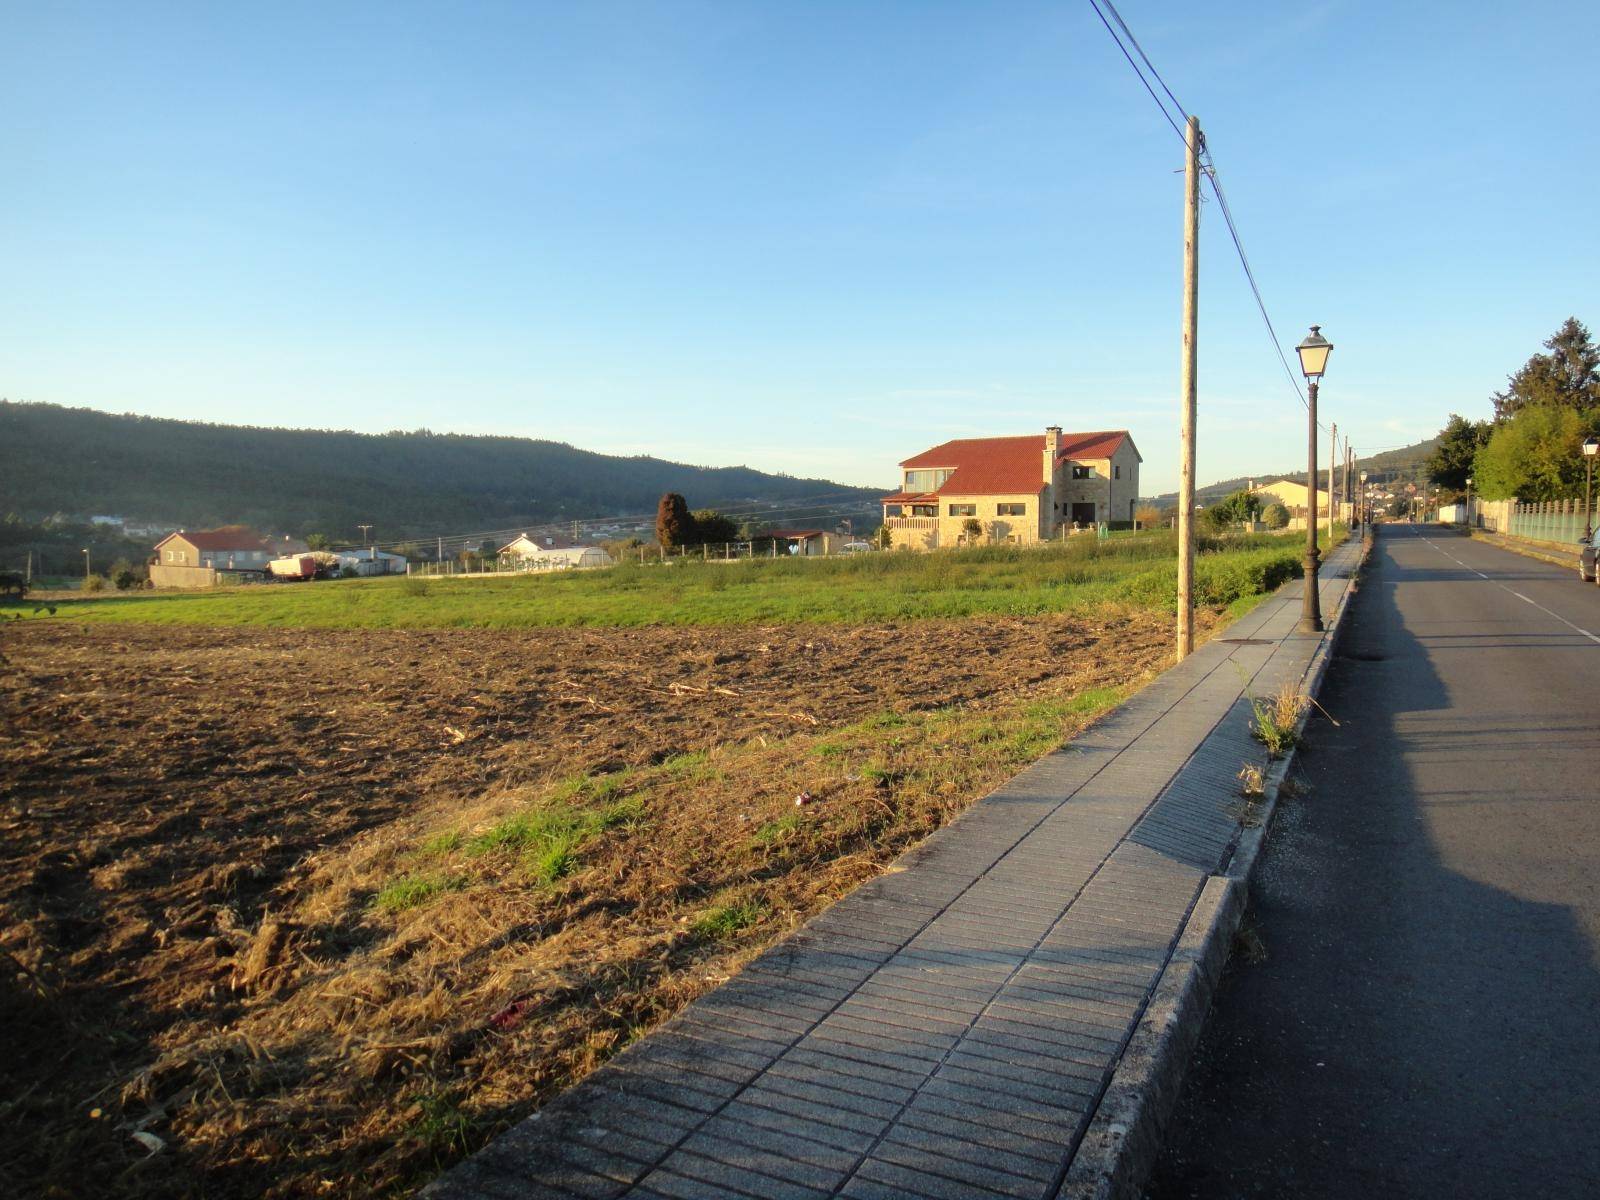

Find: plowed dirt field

[1,610,1202,1197]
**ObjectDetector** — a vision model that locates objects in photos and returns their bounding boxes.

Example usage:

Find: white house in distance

[499,533,614,571]
[335,547,408,576]
[881,427,1142,550]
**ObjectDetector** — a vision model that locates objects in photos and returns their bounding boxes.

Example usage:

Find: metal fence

[1507,499,1591,544]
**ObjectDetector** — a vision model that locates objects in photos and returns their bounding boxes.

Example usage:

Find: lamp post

[1466,475,1474,529]
[1583,437,1599,541]
[1359,470,1368,528]
[82,548,91,583]
[1295,325,1333,633]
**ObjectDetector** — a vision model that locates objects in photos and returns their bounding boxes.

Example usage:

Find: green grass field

[8,529,1342,630]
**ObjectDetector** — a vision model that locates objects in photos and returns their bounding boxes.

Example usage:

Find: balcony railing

[884,516,938,531]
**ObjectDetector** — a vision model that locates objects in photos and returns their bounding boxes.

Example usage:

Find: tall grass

[19,529,1341,630]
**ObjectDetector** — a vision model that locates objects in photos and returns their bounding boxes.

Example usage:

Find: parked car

[1581,532,1599,583]
[841,541,875,553]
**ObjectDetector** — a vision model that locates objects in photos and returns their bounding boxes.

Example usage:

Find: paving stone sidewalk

[425,541,1362,1200]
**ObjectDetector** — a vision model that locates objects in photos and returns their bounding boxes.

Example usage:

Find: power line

[1086,1,1333,436]
[1086,0,1186,143]
[1099,0,1188,122]
[1200,156,1315,419]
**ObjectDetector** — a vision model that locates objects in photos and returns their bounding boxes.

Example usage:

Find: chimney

[1044,425,1062,485]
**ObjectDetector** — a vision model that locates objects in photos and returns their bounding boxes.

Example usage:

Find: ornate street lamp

[1583,437,1599,541]
[1296,326,1334,633]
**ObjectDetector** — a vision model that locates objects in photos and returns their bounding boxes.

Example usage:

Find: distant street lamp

[82,547,90,583]
[1359,470,1369,528]
[1583,437,1599,541]
[1466,475,1474,529]
[1295,325,1334,633]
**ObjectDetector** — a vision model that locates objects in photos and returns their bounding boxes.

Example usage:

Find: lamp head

[1296,325,1333,379]
[1583,436,1599,457]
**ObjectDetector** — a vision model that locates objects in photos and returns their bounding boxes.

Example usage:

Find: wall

[149,563,218,589]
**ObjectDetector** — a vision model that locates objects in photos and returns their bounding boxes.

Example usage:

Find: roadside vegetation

[13,528,1339,629]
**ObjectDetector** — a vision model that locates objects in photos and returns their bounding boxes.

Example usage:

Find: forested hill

[1,401,885,536]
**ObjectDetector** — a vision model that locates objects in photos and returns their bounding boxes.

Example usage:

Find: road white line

[1419,534,1600,645]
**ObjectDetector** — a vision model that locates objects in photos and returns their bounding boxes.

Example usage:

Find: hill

[0,401,886,539]
[1146,438,1440,509]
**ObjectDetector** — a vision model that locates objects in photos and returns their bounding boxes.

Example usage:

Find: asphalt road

[1148,525,1600,1198]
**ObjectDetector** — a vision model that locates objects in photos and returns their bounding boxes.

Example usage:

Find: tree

[690,509,739,545]
[655,493,694,548]
[306,533,330,550]
[874,524,893,550]
[1472,404,1590,500]
[1133,504,1163,529]
[961,517,984,544]
[1427,414,1493,492]
[1260,501,1289,530]
[1204,489,1262,532]
[1492,317,1600,420]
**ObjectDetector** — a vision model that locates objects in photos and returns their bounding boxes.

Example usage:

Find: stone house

[881,427,1142,550]
[152,528,271,571]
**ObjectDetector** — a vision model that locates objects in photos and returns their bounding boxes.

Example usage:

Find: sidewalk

[425,540,1363,1200]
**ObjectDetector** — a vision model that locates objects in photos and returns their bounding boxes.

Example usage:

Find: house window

[165,550,174,562]
[948,503,976,516]
[884,504,903,517]
[996,502,1026,516]
[903,468,955,492]
[1072,465,1092,480]
[1114,465,1121,479]
[911,504,938,517]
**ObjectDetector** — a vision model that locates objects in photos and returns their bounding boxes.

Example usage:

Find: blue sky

[3,1,1597,494]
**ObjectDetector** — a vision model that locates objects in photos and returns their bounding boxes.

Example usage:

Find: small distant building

[499,533,614,570]
[335,547,408,576]
[767,529,848,556]
[150,527,271,588]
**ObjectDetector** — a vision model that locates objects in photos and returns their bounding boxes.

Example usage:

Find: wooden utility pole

[1327,422,1337,542]
[1344,440,1353,521]
[1176,114,1201,661]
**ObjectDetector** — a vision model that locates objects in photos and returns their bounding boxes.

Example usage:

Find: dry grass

[1249,680,1310,758]
[2,610,1222,1198]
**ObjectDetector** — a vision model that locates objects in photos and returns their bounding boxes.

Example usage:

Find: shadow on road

[1148,526,1600,1198]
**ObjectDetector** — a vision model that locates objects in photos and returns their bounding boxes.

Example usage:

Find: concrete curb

[1056,533,1371,1200]
[1466,527,1581,570]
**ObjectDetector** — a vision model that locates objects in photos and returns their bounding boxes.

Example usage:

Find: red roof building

[882,426,1141,549]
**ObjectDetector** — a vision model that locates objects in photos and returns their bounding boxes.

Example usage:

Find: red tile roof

[890,431,1135,498]
[155,528,268,552]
